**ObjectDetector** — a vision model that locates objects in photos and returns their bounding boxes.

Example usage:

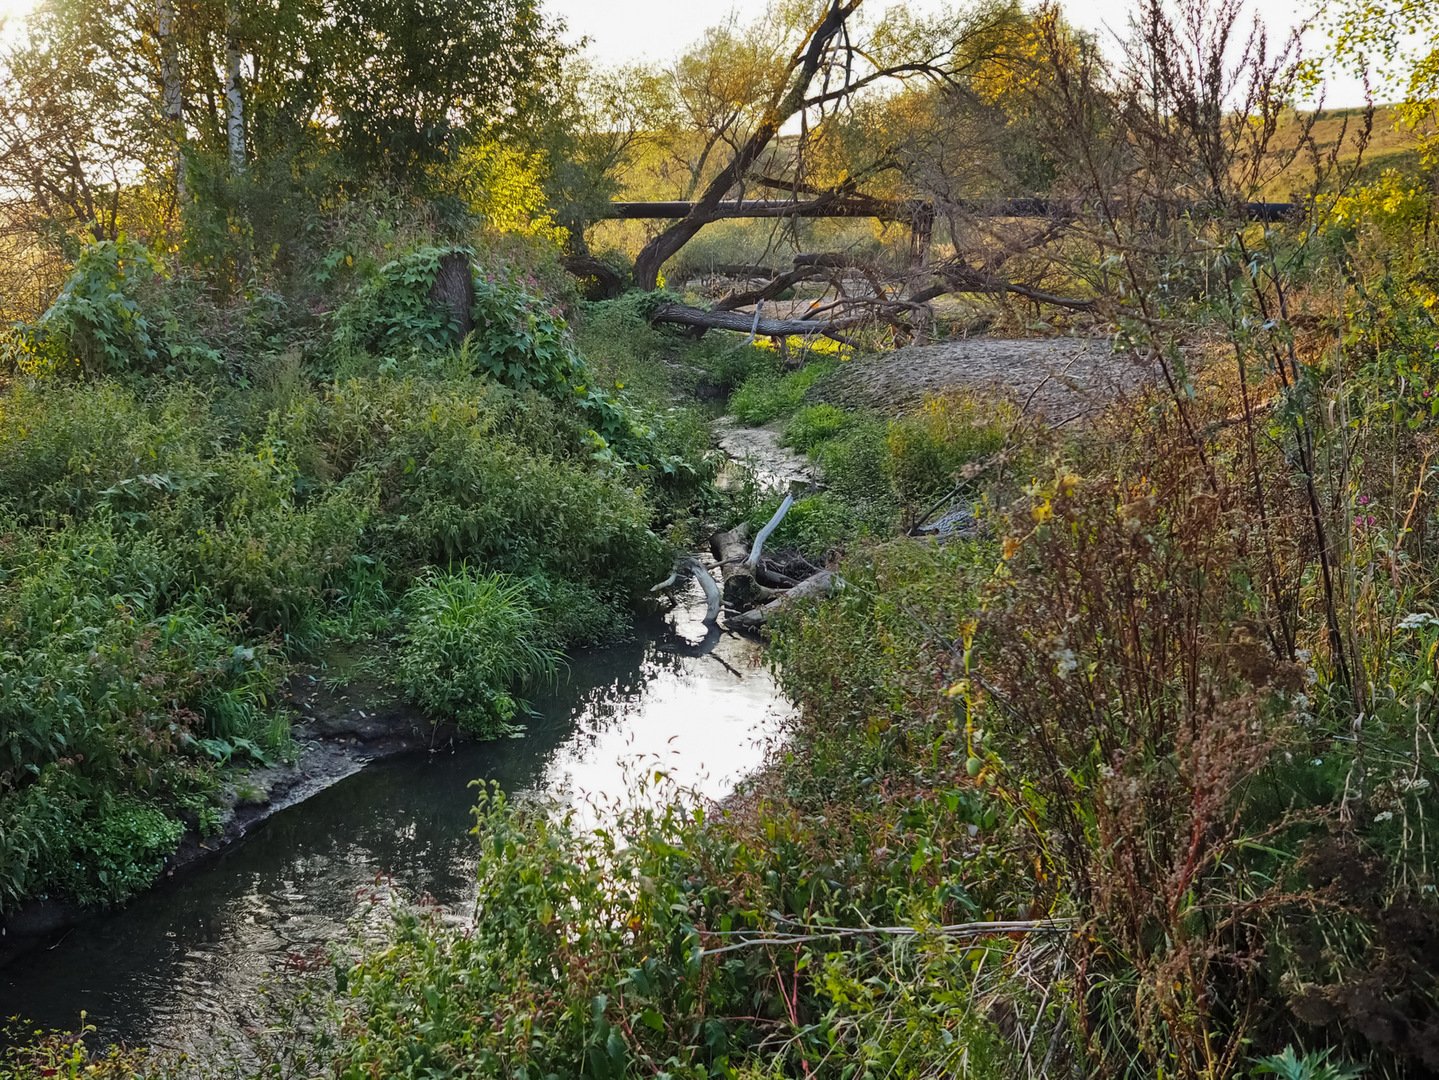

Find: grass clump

[782,402,851,451]
[885,391,1014,511]
[728,356,838,425]
[574,293,769,401]
[397,568,560,737]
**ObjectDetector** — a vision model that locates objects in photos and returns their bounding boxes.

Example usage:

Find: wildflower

[1357,494,1371,506]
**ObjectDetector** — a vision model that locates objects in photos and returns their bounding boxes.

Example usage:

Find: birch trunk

[224,4,246,175]
[156,0,185,199]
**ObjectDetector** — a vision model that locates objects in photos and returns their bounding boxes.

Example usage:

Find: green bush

[575,294,769,401]
[0,359,676,913]
[331,246,471,362]
[331,250,685,472]
[0,516,283,910]
[47,797,185,908]
[746,493,855,560]
[521,572,619,649]
[813,417,896,527]
[9,239,221,380]
[397,568,560,737]
[307,779,1019,1079]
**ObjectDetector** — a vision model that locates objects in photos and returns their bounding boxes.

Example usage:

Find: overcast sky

[0,0,1380,106]
[545,0,1371,106]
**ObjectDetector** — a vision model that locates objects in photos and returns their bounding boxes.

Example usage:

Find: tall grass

[397,568,560,737]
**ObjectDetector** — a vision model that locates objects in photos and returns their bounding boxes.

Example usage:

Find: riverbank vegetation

[5,0,1439,1074]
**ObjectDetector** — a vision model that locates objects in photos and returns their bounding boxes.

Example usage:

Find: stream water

[0,590,782,1053]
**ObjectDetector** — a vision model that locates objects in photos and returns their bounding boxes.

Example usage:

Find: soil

[713,418,817,491]
[808,336,1155,422]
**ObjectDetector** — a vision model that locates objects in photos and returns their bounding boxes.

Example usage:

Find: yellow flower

[1002,535,1022,560]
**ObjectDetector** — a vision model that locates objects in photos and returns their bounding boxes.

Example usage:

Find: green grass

[397,568,560,737]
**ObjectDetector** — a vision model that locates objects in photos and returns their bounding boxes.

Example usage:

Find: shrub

[46,797,186,908]
[317,377,668,598]
[575,294,769,401]
[309,779,1021,1079]
[0,381,213,524]
[0,518,283,911]
[813,416,896,527]
[9,239,221,380]
[331,246,470,362]
[521,572,619,649]
[397,568,560,737]
[746,493,854,560]
[885,392,1013,514]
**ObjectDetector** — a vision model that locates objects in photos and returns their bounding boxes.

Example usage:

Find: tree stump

[429,250,475,340]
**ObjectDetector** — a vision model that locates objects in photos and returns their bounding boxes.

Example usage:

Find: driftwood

[710,524,763,608]
[652,302,863,342]
[650,556,722,623]
[747,493,795,569]
[727,570,839,633]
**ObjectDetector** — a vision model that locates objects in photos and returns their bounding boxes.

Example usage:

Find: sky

[544,0,1374,106]
[0,0,1381,106]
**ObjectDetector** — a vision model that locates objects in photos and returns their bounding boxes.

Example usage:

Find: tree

[1329,0,1439,165]
[629,0,1025,290]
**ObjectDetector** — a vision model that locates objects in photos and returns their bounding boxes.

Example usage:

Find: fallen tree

[650,302,865,343]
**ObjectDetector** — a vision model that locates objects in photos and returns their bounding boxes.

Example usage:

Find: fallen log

[708,263,784,280]
[561,254,628,300]
[652,302,864,342]
[727,571,840,633]
[710,524,766,609]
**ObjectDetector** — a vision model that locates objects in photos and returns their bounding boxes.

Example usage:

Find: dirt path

[809,337,1153,422]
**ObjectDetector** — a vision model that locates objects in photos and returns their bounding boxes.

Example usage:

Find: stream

[0,588,783,1054]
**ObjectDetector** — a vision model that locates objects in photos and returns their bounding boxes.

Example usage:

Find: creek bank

[0,669,446,971]
[713,418,817,491]
[809,336,1150,421]
[0,598,783,1049]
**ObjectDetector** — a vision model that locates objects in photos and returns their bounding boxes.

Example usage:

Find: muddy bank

[0,673,441,970]
[713,418,817,490]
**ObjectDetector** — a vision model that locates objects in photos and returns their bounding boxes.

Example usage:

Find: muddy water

[0,591,782,1051]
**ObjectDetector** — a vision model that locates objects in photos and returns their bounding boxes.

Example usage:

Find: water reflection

[0,591,781,1050]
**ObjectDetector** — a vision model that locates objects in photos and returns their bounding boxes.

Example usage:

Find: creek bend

[0,590,782,1053]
